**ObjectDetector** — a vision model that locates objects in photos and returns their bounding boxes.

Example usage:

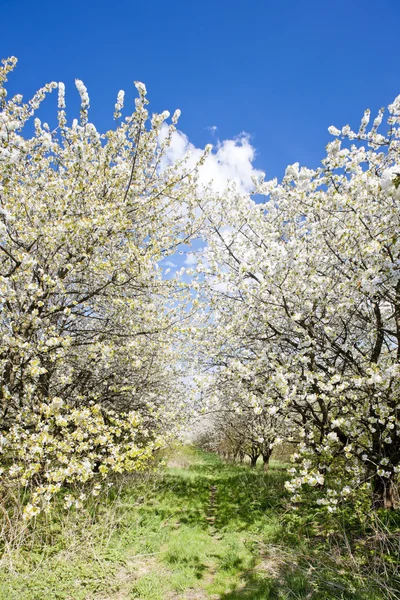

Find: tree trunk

[250,455,259,468]
[262,452,271,471]
[372,474,398,510]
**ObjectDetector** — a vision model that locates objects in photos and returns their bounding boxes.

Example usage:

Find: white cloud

[158,125,264,282]
[160,125,264,194]
[164,260,177,268]
[213,281,228,293]
[184,253,197,266]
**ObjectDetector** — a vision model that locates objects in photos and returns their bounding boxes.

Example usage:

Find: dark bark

[250,454,259,468]
[372,474,398,510]
[262,451,272,471]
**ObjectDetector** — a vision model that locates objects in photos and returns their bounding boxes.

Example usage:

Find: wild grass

[0,446,399,599]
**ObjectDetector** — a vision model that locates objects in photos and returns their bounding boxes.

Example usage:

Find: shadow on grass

[164,552,209,579]
[218,571,276,599]
[218,558,389,600]
[139,450,289,534]
[217,564,371,600]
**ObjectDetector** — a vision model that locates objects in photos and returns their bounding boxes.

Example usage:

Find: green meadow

[1,447,398,599]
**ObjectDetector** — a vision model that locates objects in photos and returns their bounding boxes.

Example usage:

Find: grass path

[122,446,288,599]
[0,447,391,599]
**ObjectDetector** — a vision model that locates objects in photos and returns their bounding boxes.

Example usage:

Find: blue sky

[1,0,400,181]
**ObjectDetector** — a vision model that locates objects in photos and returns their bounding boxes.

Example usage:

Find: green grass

[1,446,399,599]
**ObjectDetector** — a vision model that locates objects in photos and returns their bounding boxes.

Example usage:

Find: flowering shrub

[1,398,159,518]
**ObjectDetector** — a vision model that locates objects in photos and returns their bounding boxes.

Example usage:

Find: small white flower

[328,125,341,136]
[75,79,89,107]
[134,81,147,97]
[58,82,65,109]
[172,109,181,123]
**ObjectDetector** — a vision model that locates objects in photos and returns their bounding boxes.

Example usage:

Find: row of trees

[1,56,399,518]
[196,407,279,469]
[192,96,400,510]
[0,57,202,517]
[193,366,282,469]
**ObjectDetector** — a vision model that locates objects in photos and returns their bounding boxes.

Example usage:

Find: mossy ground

[1,446,398,599]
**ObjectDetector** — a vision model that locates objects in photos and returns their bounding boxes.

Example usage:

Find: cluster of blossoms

[1,398,158,518]
[194,92,400,510]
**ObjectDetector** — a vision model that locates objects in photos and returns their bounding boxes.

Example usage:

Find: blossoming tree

[197,95,400,509]
[0,57,204,517]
